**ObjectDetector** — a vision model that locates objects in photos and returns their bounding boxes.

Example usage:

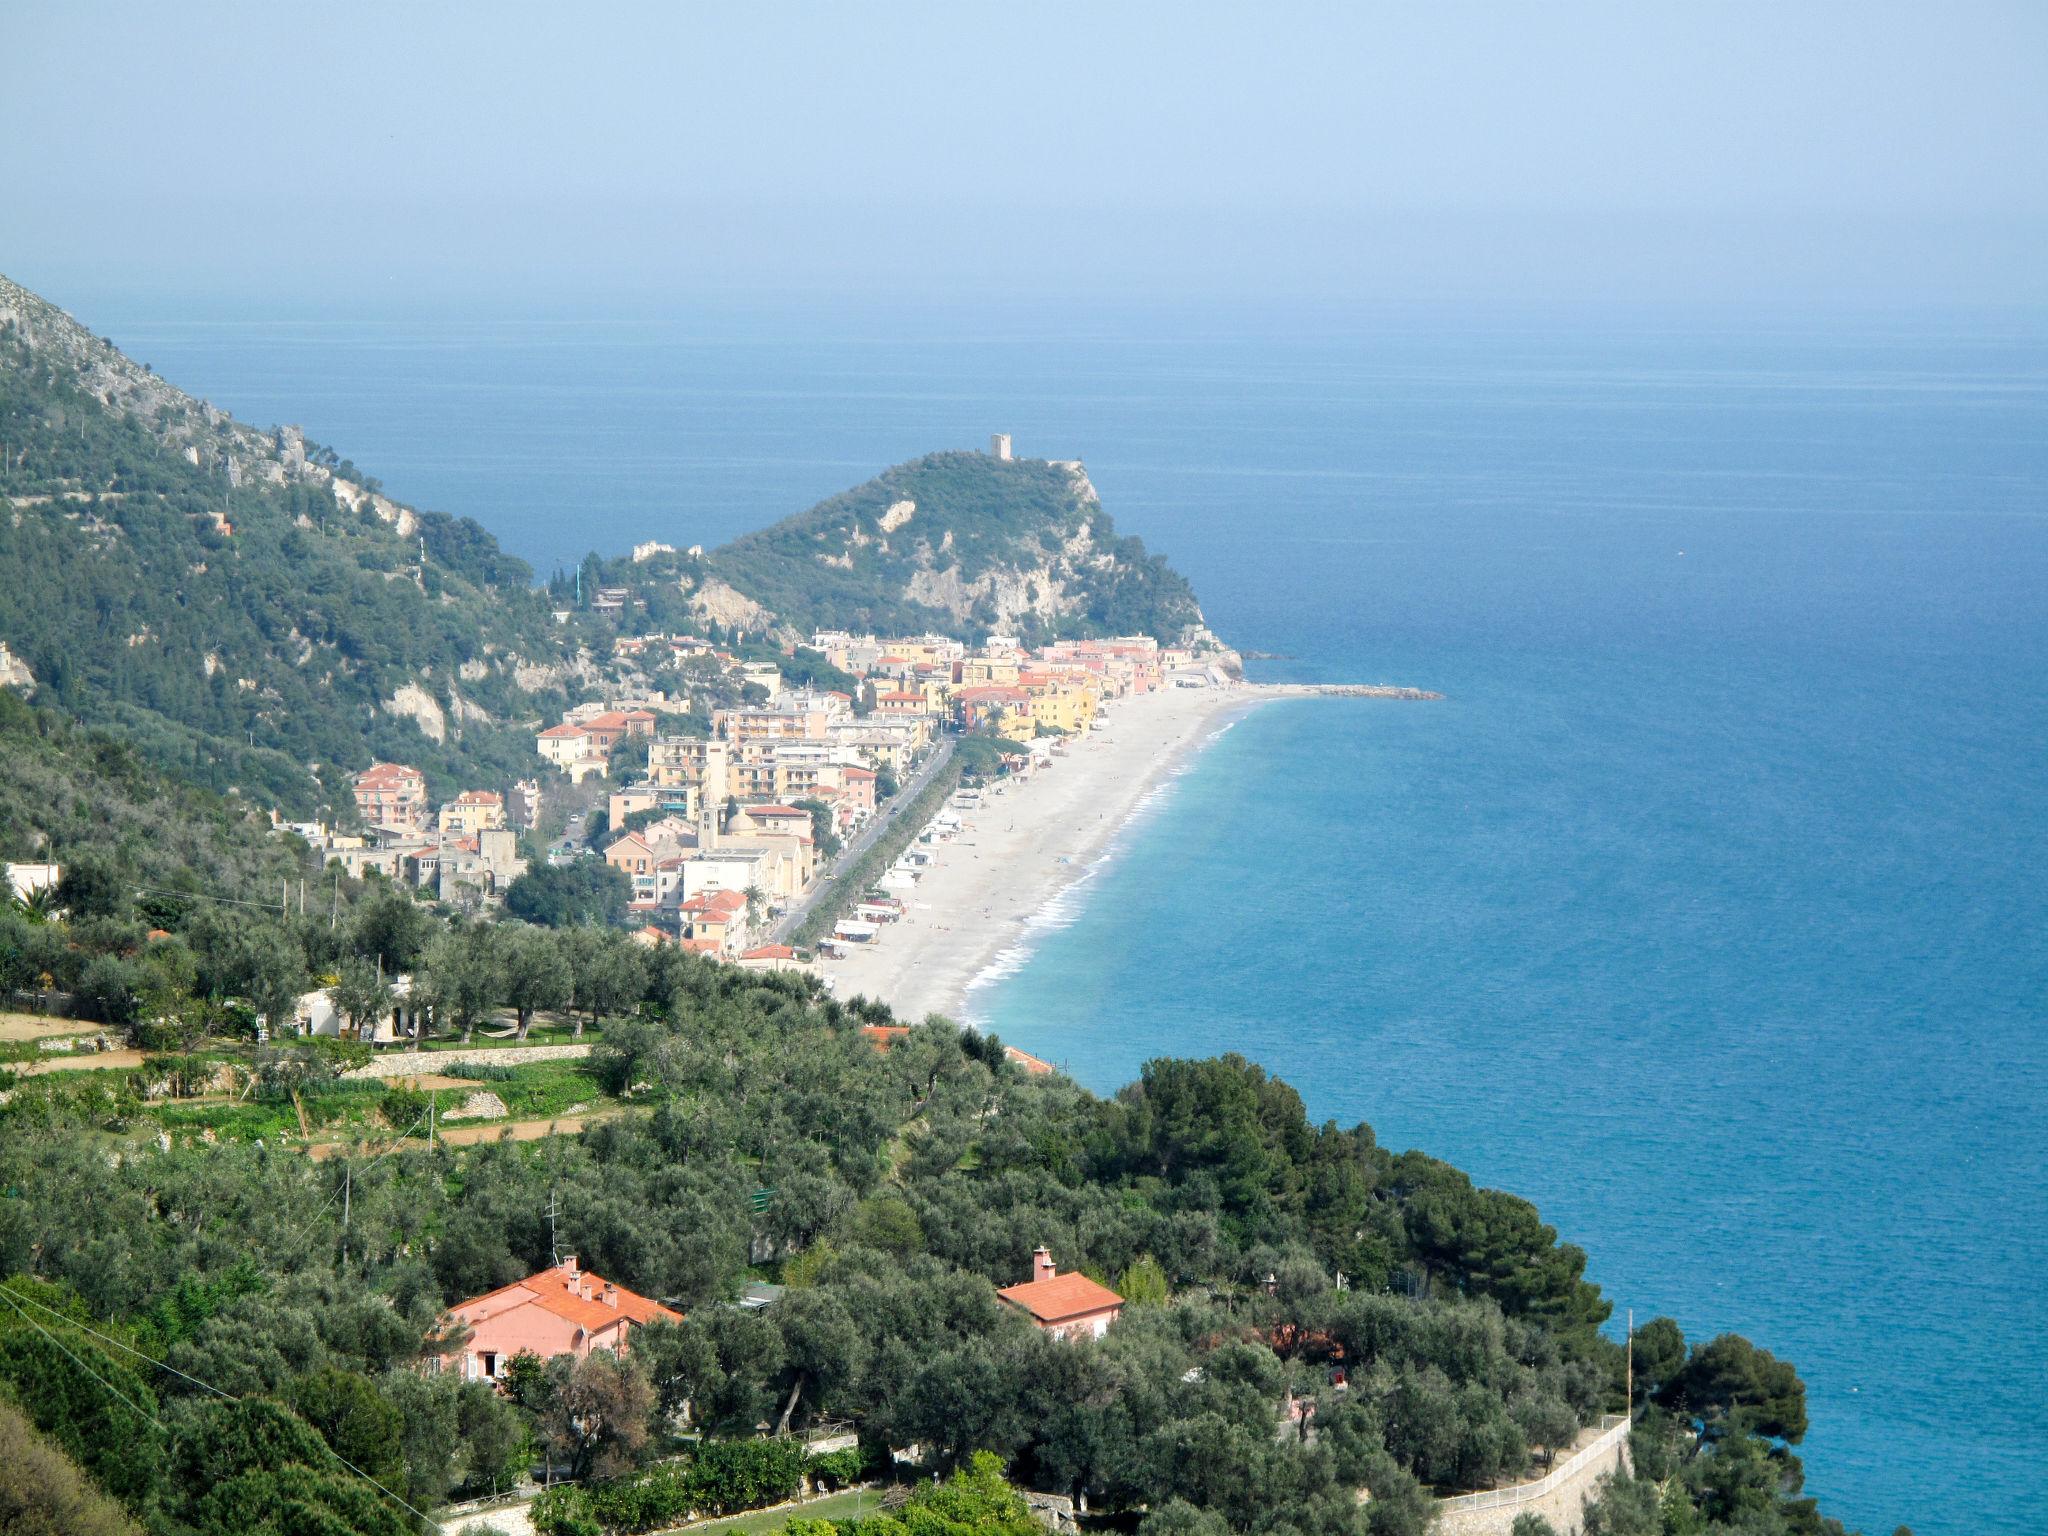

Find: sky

[4,1,2046,313]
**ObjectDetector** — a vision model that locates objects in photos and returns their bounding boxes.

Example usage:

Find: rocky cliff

[701,450,1209,646]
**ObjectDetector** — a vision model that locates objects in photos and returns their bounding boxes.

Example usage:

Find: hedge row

[534,1441,868,1536]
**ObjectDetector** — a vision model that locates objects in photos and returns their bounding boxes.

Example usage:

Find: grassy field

[7,1047,618,1149]
[654,1485,886,1536]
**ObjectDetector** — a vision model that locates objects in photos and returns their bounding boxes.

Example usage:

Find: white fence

[1437,1414,1630,1515]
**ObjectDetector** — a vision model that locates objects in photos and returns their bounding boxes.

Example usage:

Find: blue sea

[92,297,2048,1536]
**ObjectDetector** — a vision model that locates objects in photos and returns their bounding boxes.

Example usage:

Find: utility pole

[341,1162,352,1269]
[1625,1308,1634,1417]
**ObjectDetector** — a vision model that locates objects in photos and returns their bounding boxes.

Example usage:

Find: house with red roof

[1004,1045,1056,1076]
[998,1247,1123,1340]
[436,1255,680,1385]
[351,762,429,832]
[678,886,750,954]
[579,709,658,748]
[955,685,1030,733]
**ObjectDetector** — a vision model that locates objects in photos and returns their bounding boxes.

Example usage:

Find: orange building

[997,1247,1123,1340]
[436,1256,680,1385]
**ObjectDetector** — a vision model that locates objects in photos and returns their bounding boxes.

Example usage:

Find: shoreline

[813,684,1273,1024]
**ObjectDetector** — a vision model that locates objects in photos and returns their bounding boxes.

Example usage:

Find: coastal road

[769,736,956,945]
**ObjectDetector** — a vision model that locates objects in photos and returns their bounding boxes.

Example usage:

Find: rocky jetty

[1264,682,1445,701]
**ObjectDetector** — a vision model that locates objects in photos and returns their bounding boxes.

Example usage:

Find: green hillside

[0,686,315,914]
[2,274,1220,824]
[0,275,576,813]
[696,450,1207,645]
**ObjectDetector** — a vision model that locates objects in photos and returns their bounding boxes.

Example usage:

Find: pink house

[437,1256,681,1384]
[997,1247,1123,1341]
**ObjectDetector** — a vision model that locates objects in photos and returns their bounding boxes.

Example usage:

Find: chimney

[603,1282,619,1309]
[1032,1246,1056,1284]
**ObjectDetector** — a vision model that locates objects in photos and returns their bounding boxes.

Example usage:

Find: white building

[4,862,60,901]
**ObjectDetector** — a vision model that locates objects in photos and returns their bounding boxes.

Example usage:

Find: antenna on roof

[544,1188,562,1266]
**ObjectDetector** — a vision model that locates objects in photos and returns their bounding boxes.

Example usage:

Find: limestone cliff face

[706,450,1207,644]
[0,275,403,535]
[0,272,579,809]
[0,640,35,696]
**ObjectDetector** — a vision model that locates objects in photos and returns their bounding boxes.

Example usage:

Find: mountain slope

[0,276,578,811]
[0,684,312,914]
[697,450,1208,645]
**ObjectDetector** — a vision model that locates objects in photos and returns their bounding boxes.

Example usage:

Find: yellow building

[438,790,507,836]
[959,654,1023,687]
[1026,682,1099,735]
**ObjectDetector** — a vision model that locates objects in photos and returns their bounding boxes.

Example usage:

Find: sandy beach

[816,683,1271,1023]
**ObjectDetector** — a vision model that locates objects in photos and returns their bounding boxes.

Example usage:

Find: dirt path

[0,1011,97,1044]
[18,1047,149,1075]
[435,1114,592,1145]
[304,1109,633,1159]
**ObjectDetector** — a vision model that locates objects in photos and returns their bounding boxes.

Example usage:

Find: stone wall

[341,1042,592,1080]
[1434,1416,1632,1536]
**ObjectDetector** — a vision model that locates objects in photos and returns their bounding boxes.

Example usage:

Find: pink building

[437,1256,681,1384]
[997,1247,1123,1340]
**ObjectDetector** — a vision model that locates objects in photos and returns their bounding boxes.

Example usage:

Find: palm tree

[743,884,767,937]
[3,884,57,923]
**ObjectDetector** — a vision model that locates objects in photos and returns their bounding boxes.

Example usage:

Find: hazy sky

[6,1,2045,310]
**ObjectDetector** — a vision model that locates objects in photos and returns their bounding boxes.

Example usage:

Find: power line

[0,1285,164,1430]
[129,883,289,913]
[281,1106,433,1254]
[0,1280,437,1528]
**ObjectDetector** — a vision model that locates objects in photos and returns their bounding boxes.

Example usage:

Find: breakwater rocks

[1261,683,1445,701]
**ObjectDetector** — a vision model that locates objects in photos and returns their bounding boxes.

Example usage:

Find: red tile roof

[741,944,796,960]
[1004,1045,1056,1076]
[679,888,747,916]
[998,1271,1124,1323]
[449,1261,681,1336]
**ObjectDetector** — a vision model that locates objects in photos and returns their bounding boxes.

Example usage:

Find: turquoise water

[94,302,2048,1534]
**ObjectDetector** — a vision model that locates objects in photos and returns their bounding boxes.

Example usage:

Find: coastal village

[250,626,1235,995]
